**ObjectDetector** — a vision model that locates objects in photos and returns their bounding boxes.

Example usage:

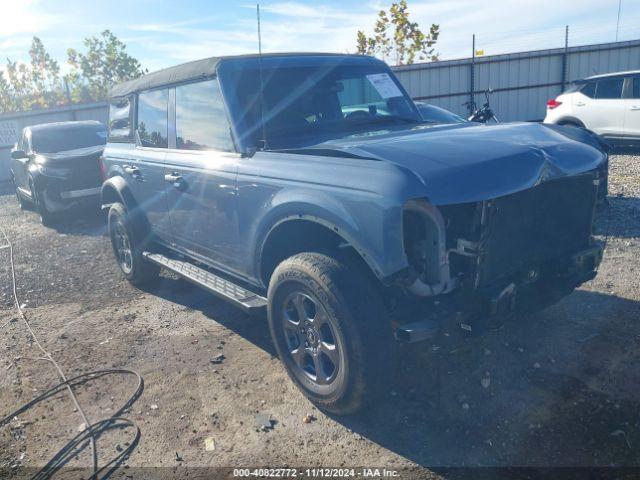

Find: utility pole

[615,0,622,41]
[561,25,569,92]
[470,34,475,114]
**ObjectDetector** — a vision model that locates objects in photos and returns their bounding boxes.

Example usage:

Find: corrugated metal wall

[393,39,640,122]
[1,39,638,182]
[0,102,108,181]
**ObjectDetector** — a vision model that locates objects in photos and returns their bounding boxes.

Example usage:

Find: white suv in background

[544,70,640,146]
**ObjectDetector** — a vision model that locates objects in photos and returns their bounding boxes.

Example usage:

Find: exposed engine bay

[399,168,604,337]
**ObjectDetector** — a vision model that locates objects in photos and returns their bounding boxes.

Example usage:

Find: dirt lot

[1,153,639,478]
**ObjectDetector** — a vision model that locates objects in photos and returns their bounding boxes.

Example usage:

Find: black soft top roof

[110,53,376,98]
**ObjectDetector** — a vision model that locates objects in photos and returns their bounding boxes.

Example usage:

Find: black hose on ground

[0,225,144,479]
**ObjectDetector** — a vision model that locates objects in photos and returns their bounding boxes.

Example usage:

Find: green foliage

[29,37,64,107]
[66,30,146,103]
[0,37,65,113]
[356,0,439,65]
[0,31,145,114]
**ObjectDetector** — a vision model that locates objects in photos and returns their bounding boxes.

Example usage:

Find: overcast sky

[1,0,639,73]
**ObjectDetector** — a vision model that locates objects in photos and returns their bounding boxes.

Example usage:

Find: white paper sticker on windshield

[366,73,403,98]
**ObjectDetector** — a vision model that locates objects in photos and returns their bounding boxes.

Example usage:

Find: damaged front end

[396,169,604,342]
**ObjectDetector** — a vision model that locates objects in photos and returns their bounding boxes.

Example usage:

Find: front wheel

[267,252,396,415]
[11,174,29,210]
[108,202,159,285]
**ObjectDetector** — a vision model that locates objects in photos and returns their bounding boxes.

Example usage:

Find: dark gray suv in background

[11,121,106,225]
[101,53,606,414]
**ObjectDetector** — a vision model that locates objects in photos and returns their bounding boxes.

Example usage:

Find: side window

[580,82,596,98]
[109,96,132,142]
[137,89,168,148]
[175,79,234,151]
[631,77,640,99]
[595,78,623,99]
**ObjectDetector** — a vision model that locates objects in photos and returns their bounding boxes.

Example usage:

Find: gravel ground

[0,153,639,478]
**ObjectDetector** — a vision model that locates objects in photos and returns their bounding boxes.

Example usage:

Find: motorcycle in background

[464,88,499,123]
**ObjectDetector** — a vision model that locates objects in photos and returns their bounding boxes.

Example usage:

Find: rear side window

[108,97,132,142]
[175,79,234,151]
[137,89,168,148]
[631,77,640,99]
[595,78,623,99]
[580,82,596,98]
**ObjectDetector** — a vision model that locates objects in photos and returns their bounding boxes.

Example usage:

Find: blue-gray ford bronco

[102,53,606,414]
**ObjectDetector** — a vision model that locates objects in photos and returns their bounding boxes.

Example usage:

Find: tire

[267,252,396,415]
[107,202,160,286]
[31,179,57,226]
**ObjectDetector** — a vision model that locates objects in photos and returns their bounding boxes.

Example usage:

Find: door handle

[164,173,183,184]
[123,165,142,179]
[630,105,640,111]
[575,101,586,107]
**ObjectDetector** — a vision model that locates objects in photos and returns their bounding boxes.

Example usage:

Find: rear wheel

[267,252,396,415]
[31,179,57,226]
[108,202,159,285]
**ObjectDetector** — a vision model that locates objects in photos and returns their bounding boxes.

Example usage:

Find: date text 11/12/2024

[232,468,400,477]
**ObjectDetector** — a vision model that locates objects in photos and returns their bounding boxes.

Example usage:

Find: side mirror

[11,149,28,160]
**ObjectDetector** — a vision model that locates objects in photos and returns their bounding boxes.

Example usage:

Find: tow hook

[488,282,517,316]
[459,283,516,335]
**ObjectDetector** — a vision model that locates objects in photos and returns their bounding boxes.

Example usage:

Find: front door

[164,78,242,273]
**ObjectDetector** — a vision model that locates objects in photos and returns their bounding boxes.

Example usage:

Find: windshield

[32,125,107,153]
[223,63,422,149]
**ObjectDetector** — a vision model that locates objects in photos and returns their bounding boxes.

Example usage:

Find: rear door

[129,88,172,240]
[164,78,243,273]
[574,77,625,136]
[624,75,640,139]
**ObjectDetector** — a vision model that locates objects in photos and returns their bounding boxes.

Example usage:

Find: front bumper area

[394,245,603,342]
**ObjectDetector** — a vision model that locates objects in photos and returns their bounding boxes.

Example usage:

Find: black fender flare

[101,176,152,240]
[101,176,136,210]
[255,213,384,288]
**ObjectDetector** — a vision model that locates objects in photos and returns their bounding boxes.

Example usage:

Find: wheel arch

[101,175,136,210]
[101,176,152,239]
[556,116,586,128]
[257,215,383,289]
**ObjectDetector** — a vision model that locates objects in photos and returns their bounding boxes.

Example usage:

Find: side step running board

[143,251,267,312]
